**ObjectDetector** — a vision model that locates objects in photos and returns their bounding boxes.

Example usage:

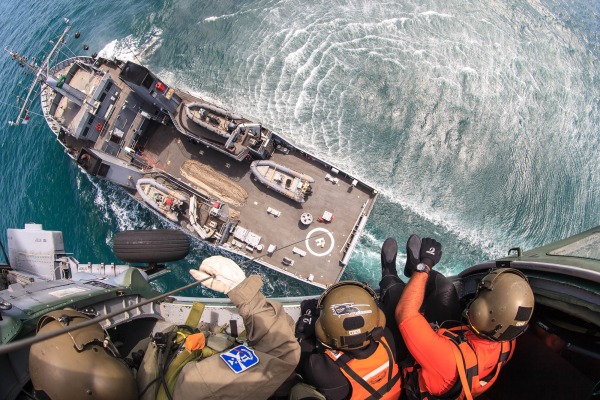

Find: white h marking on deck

[305,228,334,257]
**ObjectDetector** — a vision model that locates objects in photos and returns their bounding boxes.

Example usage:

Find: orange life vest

[403,326,514,400]
[325,336,402,400]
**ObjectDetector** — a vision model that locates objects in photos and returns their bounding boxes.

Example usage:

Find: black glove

[419,237,442,268]
[295,299,319,340]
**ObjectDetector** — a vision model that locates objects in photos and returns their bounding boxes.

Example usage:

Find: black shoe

[381,237,398,277]
[404,234,421,277]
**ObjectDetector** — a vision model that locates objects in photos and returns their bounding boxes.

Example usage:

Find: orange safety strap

[450,344,474,400]
[445,329,514,399]
[480,339,513,387]
[405,327,512,400]
[328,338,401,400]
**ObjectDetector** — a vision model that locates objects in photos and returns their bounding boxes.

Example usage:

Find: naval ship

[6,20,378,289]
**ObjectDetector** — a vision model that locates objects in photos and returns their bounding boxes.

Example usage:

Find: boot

[404,234,421,277]
[381,237,398,277]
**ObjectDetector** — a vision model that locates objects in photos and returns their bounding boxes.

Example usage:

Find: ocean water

[0,0,597,297]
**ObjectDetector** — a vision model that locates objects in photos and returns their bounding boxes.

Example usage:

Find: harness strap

[405,328,514,400]
[157,348,204,400]
[445,329,514,399]
[184,302,205,329]
[501,340,514,362]
[458,342,478,388]
[442,330,478,391]
[156,302,207,400]
[481,340,513,385]
[335,354,382,399]
[450,345,474,400]
[380,339,394,393]
[333,340,401,400]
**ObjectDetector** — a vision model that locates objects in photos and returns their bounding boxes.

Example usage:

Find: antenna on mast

[5,18,71,126]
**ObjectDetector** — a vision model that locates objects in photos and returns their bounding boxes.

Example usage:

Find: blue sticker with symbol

[220,345,260,374]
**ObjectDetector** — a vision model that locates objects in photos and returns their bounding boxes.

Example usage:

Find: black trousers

[378,271,462,361]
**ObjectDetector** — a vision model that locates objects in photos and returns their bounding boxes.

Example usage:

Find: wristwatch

[415,263,431,275]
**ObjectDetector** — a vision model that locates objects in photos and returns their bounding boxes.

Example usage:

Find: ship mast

[6,19,71,126]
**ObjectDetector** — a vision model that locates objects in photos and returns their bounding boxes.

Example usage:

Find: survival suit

[324,336,402,400]
[402,324,514,400]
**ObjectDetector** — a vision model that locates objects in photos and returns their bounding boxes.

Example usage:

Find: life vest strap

[480,340,513,384]
[450,344,474,400]
[499,340,513,363]
[433,327,513,400]
[441,330,479,391]
[335,354,383,399]
[380,339,394,394]
[332,339,401,400]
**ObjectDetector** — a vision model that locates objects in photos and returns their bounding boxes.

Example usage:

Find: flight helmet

[315,281,386,350]
[29,308,138,400]
[464,268,535,341]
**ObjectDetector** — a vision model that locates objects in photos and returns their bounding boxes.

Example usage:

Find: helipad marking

[306,228,334,256]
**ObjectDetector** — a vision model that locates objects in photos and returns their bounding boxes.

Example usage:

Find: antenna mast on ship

[5,18,71,126]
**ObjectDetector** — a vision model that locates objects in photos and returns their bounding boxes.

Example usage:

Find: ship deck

[139,124,377,287]
[45,57,377,289]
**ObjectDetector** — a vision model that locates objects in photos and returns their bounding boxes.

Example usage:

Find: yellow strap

[157,349,204,400]
[155,302,206,400]
[184,301,205,329]
[215,322,231,334]
[451,345,474,400]
[201,346,219,357]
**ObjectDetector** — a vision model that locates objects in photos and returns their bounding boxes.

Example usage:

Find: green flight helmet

[465,268,535,342]
[315,281,386,350]
[29,308,138,400]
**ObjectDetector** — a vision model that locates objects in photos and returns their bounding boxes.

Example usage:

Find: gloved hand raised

[419,238,442,268]
[189,256,246,294]
[295,299,319,340]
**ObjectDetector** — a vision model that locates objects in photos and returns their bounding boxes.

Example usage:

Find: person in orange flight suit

[392,236,535,400]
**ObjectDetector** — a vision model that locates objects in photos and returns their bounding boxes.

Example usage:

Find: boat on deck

[250,160,314,203]
[1,223,598,400]
[135,178,187,222]
[6,21,379,289]
[188,195,216,240]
